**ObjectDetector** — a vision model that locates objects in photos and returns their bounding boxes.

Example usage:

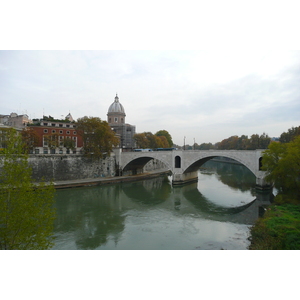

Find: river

[52,160,273,250]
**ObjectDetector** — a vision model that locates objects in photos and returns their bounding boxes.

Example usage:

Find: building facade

[28,114,83,154]
[107,94,136,150]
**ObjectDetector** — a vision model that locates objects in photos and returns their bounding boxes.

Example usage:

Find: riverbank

[51,169,171,189]
[249,203,300,249]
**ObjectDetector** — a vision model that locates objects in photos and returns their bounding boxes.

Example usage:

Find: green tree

[279,126,300,143]
[0,129,56,250]
[76,116,119,159]
[155,130,173,147]
[262,136,300,201]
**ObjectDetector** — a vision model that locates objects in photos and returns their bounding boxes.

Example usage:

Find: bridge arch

[121,153,172,175]
[183,154,257,177]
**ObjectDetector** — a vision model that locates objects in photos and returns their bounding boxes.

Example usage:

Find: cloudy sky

[1,50,299,145]
[1,2,300,146]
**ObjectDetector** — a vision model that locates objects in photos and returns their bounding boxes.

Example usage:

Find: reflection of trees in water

[122,175,171,205]
[54,186,125,249]
[201,160,256,195]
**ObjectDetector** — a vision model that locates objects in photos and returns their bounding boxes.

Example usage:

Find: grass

[249,203,300,250]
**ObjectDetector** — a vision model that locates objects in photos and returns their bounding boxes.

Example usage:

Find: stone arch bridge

[113,149,270,189]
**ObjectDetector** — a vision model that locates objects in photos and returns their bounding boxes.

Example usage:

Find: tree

[76,116,119,159]
[0,129,56,249]
[134,130,174,149]
[279,126,300,143]
[44,133,60,153]
[21,127,39,154]
[155,130,173,147]
[63,137,76,153]
[262,136,300,201]
[134,133,149,149]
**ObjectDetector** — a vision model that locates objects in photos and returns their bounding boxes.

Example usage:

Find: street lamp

[184,136,186,150]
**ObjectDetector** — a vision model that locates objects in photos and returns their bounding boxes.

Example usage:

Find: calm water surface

[52,161,273,250]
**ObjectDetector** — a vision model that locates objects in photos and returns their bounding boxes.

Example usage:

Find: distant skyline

[1,50,300,145]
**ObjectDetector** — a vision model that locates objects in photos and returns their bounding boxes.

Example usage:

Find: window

[59,130,63,134]
[44,129,48,133]
[73,136,77,147]
[259,157,263,171]
[43,136,48,146]
[52,123,55,127]
[52,130,56,133]
[114,117,118,122]
[175,156,181,168]
[66,131,70,134]
[73,131,76,135]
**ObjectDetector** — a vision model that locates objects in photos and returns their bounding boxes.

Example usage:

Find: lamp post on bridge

[184,136,186,151]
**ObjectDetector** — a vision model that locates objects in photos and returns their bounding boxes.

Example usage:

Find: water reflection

[52,160,273,250]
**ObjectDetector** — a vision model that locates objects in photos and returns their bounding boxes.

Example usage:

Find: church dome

[108,94,125,114]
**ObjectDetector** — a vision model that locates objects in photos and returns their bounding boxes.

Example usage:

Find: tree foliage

[21,127,39,153]
[76,116,119,159]
[262,136,300,201]
[217,133,271,150]
[0,129,56,250]
[279,126,300,143]
[134,130,174,149]
[155,130,173,147]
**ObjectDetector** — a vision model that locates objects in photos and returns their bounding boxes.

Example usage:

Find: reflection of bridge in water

[114,149,270,189]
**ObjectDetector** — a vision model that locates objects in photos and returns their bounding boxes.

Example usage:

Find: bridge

[113,149,271,189]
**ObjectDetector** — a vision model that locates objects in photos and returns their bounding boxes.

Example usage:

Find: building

[107,94,136,150]
[28,114,83,154]
[0,112,32,129]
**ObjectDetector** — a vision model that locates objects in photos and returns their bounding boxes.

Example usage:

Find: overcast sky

[1,50,299,145]
[1,1,300,146]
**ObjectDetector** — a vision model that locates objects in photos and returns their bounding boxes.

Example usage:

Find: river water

[52,160,273,250]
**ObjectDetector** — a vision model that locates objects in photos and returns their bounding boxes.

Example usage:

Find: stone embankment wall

[28,155,116,181]
[0,154,167,182]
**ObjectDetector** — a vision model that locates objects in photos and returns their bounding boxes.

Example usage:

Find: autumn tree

[134,133,149,149]
[0,128,56,250]
[76,116,119,159]
[155,130,173,147]
[134,130,174,149]
[21,127,39,154]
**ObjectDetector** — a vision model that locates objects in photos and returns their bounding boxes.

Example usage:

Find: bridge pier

[172,171,198,186]
[256,177,273,191]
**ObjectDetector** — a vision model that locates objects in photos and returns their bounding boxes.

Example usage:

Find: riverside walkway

[51,169,170,189]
